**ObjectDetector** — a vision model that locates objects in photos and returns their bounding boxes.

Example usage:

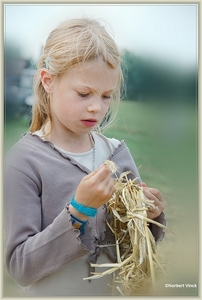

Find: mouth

[81,118,98,128]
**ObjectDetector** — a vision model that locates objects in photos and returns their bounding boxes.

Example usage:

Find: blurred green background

[4,98,198,296]
[4,4,198,296]
[4,25,198,297]
[106,100,198,296]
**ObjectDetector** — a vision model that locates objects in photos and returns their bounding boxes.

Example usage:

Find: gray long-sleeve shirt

[4,132,165,296]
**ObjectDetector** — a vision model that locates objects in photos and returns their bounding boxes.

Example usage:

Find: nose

[87,96,102,113]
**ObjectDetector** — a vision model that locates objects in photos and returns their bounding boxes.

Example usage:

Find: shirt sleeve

[110,141,142,182]
[4,164,94,287]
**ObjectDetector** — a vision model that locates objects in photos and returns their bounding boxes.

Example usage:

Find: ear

[40,69,53,93]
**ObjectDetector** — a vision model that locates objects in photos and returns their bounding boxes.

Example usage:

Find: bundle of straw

[83,160,168,295]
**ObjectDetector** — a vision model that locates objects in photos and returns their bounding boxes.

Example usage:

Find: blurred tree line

[4,42,197,121]
[122,50,197,104]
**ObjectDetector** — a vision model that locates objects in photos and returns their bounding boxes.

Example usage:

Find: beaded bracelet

[70,196,97,217]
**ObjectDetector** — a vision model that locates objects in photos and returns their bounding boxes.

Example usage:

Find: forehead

[67,59,119,91]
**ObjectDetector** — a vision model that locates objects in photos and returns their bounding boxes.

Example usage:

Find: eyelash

[103,95,111,100]
[78,93,111,99]
[78,93,89,98]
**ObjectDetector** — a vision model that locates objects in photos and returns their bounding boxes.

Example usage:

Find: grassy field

[3,100,198,296]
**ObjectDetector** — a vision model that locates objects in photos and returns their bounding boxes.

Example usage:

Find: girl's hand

[69,164,114,220]
[139,182,165,220]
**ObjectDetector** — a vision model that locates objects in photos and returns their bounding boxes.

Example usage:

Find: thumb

[84,163,105,180]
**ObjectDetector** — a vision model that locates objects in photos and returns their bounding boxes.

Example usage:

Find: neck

[43,122,94,153]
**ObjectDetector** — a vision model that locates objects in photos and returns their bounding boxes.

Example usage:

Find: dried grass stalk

[83,160,169,295]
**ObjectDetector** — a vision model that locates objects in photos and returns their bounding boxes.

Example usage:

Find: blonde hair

[29,18,124,133]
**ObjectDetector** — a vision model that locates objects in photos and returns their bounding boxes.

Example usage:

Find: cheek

[52,99,66,116]
[68,106,77,118]
[66,101,82,119]
[51,91,72,114]
[51,98,71,121]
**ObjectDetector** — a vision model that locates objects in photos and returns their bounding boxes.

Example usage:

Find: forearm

[6,208,93,287]
[4,166,94,287]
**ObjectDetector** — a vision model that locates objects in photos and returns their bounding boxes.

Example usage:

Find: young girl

[5,18,165,296]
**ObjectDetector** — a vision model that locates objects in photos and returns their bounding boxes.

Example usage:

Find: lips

[81,118,98,128]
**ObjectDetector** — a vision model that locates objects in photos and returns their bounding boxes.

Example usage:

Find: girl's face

[41,58,119,136]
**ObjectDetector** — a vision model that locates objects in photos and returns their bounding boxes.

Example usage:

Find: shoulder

[5,132,54,170]
[93,132,142,182]
[92,131,123,151]
[6,132,44,158]
[6,131,61,154]
[92,131,132,161]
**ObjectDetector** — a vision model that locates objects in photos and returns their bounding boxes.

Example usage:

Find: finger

[148,188,164,203]
[78,165,106,186]
[143,187,164,215]
[82,164,104,180]
[147,206,161,219]
[104,177,115,195]
[143,187,164,204]
[147,198,164,217]
[152,197,164,210]
[89,164,112,183]
[139,182,147,187]
[94,174,115,197]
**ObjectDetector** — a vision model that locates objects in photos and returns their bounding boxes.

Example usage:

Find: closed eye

[102,95,111,99]
[78,92,89,98]
[77,92,112,99]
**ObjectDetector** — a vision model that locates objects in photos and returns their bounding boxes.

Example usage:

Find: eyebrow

[77,85,115,93]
